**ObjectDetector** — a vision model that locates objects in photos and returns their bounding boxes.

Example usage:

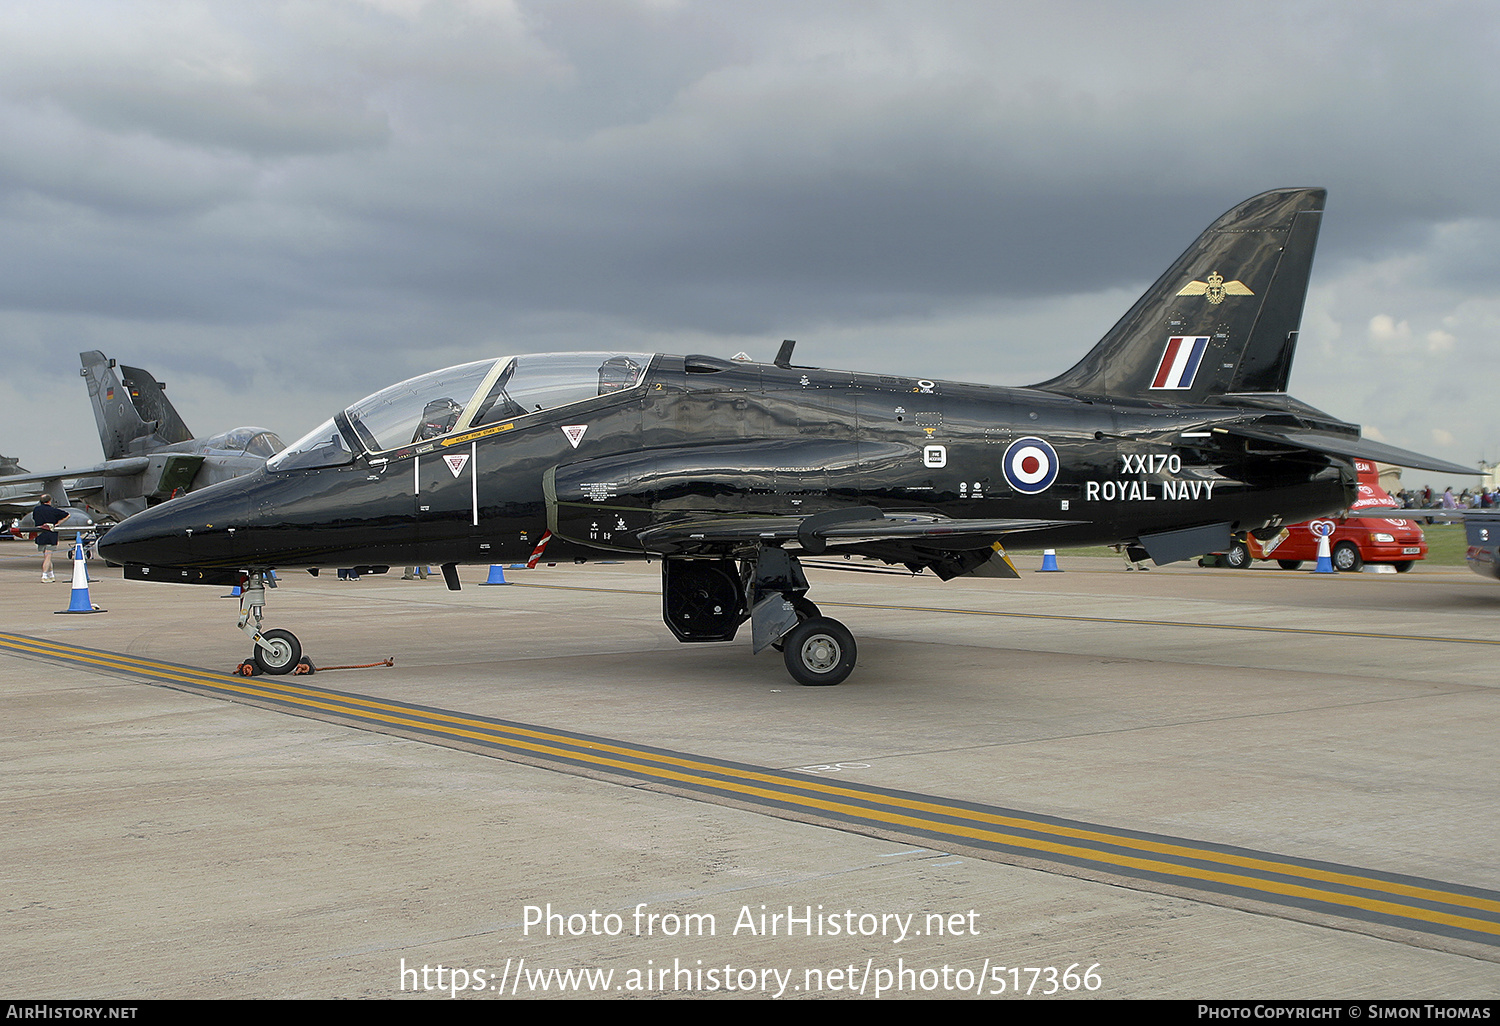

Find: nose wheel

[251,628,302,675]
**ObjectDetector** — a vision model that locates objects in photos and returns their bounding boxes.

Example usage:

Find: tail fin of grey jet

[1032,187,1325,404]
[82,351,193,460]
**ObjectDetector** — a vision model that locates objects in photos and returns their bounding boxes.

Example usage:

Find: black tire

[1392,561,1414,573]
[1332,542,1363,573]
[1223,541,1252,569]
[1277,560,1304,571]
[253,628,302,675]
[781,617,856,687]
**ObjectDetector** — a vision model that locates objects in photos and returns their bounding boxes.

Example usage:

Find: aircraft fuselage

[100,353,1351,573]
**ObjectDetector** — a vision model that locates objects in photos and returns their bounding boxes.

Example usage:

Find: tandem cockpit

[267,352,653,472]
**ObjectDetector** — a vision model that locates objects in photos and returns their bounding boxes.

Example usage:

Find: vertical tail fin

[81,351,193,459]
[1031,188,1325,403]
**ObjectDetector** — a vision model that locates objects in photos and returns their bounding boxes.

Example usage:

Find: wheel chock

[237,660,261,676]
[293,658,317,675]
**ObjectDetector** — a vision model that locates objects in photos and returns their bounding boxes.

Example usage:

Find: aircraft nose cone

[98,499,200,567]
[98,471,263,568]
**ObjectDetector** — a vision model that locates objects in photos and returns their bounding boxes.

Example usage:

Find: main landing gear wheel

[1277,559,1304,571]
[252,628,302,675]
[782,616,856,687]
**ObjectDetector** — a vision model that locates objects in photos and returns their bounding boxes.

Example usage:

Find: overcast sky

[3,0,1497,490]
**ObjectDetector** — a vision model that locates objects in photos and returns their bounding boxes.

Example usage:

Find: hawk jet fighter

[99,188,1473,685]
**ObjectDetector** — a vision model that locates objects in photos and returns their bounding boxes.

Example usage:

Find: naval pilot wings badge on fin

[1176,270,1253,305]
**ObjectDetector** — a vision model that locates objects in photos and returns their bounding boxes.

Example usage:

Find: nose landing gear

[235,571,309,675]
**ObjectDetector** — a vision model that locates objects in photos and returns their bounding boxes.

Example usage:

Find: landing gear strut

[236,571,306,674]
[752,549,856,686]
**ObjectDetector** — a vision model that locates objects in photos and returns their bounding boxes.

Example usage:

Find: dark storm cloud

[3,1,1499,474]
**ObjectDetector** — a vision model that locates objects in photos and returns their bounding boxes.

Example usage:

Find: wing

[0,457,150,486]
[632,508,1079,581]
[542,440,1082,580]
[635,508,1077,553]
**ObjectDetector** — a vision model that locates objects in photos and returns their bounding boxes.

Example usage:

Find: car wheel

[1332,542,1363,573]
[1224,541,1251,569]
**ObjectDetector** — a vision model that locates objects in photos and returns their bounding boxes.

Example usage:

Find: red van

[1219,460,1427,572]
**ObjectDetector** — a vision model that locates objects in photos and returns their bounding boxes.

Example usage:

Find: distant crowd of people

[1396,485,1499,510]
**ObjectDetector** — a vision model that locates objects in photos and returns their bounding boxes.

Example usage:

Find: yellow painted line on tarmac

[3,629,1497,947]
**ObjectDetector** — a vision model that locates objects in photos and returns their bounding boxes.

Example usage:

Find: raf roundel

[1003,436,1059,494]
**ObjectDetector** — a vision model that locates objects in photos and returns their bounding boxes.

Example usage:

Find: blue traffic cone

[479,564,510,586]
[56,540,105,614]
[1038,549,1062,572]
[1312,534,1336,574]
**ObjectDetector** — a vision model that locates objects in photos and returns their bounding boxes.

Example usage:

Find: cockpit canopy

[201,426,285,458]
[268,352,652,472]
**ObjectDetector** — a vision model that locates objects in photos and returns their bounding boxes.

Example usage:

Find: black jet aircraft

[2,352,285,524]
[99,188,1474,685]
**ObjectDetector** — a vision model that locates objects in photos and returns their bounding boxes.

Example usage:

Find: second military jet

[3,352,285,525]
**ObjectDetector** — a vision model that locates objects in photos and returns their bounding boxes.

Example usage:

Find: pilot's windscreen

[266,418,356,472]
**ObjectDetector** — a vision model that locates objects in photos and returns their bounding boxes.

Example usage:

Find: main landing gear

[661,547,859,686]
[236,571,310,675]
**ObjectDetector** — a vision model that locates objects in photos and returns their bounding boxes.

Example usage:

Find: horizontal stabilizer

[1217,425,1477,476]
[1346,508,1462,521]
